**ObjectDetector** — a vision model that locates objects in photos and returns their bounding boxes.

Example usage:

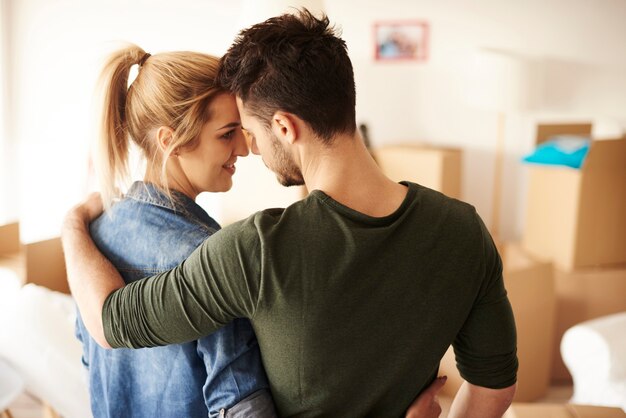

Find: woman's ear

[271,112,298,145]
[156,126,175,154]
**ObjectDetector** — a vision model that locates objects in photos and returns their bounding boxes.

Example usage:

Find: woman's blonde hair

[96,43,223,208]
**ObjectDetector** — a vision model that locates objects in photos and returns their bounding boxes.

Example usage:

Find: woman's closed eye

[221,129,236,140]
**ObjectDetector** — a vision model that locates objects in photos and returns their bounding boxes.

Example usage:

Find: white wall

[7,0,243,242]
[328,0,626,238]
[4,0,626,241]
[0,0,12,225]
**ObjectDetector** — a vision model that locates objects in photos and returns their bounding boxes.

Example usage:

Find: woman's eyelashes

[221,129,236,140]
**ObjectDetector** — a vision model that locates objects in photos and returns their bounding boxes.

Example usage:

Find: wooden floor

[6,385,574,418]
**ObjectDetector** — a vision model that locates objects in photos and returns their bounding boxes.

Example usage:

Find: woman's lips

[223,163,236,175]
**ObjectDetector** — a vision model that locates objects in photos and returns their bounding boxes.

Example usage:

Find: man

[64,9,517,418]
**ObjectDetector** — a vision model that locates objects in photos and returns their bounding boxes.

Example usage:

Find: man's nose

[251,138,260,155]
[235,132,249,157]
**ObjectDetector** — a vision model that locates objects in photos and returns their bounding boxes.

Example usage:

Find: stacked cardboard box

[0,222,26,282]
[521,124,626,382]
[375,144,565,401]
[551,267,626,380]
[522,125,626,270]
[373,144,462,199]
[0,222,20,254]
[24,237,69,295]
[0,224,69,295]
[439,124,626,401]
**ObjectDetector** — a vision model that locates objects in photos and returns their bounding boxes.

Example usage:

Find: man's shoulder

[215,199,318,252]
[218,206,290,237]
[405,181,478,223]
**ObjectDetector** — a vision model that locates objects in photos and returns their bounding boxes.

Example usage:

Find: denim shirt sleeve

[74,311,90,369]
[103,220,262,348]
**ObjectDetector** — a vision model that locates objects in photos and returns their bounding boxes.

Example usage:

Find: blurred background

[0,0,624,241]
[0,0,625,417]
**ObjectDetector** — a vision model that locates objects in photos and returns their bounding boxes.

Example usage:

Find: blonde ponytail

[96,45,147,208]
[94,44,223,209]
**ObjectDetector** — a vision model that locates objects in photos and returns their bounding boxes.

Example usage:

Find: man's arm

[63,193,261,350]
[62,193,122,348]
[445,212,518,417]
[448,382,516,418]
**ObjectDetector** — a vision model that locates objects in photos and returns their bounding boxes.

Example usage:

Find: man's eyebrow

[216,122,241,131]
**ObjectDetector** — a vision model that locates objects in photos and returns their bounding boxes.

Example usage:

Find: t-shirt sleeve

[451,212,518,389]
[102,220,262,349]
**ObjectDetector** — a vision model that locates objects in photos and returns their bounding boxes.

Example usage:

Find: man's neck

[301,134,408,218]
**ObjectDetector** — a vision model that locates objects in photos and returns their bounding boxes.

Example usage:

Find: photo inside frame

[375,21,428,61]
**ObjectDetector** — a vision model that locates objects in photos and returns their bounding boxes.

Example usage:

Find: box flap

[574,137,626,266]
[536,123,592,146]
[582,137,626,170]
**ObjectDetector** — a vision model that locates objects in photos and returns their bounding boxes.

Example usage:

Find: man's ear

[156,126,175,154]
[271,112,298,145]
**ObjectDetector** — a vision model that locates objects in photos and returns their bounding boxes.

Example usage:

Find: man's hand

[405,376,447,418]
[62,192,121,349]
[63,192,104,230]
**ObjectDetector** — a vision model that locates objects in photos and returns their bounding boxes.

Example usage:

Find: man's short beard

[270,133,304,187]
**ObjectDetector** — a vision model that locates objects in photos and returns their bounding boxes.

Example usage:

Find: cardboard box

[522,124,626,270]
[372,145,462,199]
[551,265,626,382]
[504,403,626,418]
[0,222,21,254]
[439,243,555,401]
[25,237,69,294]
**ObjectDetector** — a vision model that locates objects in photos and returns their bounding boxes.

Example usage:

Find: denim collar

[125,181,217,228]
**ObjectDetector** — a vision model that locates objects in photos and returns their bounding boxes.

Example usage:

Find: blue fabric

[75,181,270,418]
[522,135,591,169]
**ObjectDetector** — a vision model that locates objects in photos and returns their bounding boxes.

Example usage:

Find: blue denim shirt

[75,182,269,418]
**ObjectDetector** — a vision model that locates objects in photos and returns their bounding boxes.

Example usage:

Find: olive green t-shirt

[104,182,517,417]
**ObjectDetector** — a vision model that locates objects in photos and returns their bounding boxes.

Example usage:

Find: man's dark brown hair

[218,8,356,143]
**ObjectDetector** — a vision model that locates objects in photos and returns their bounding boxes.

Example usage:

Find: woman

[75,44,276,418]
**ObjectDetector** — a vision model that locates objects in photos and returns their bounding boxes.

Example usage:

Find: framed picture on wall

[374,20,429,62]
